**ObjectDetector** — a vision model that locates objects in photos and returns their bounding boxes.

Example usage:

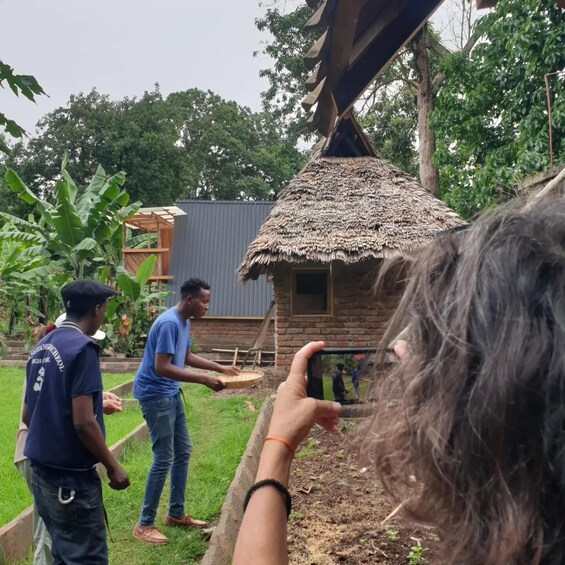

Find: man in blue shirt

[23,280,130,565]
[132,277,238,545]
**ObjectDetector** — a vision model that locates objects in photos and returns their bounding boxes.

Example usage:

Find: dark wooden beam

[304,30,329,70]
[305,62,327,92]
[476,0,497,7]
[318,0,364,134]
[349,1,407,66]
[305,0,338,30]
[301,77,326,111]
[333,0,443,116]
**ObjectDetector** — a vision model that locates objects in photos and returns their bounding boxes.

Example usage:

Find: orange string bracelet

[264,434,296,455]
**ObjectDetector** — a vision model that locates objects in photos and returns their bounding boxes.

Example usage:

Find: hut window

[291,270,331,316]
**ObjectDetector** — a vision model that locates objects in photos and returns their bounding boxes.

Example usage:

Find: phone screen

[306,347,376,403]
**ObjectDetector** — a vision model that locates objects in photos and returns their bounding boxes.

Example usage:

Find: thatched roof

[238,156,464,280]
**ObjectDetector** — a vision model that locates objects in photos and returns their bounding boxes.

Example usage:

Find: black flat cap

[61,280,117,308]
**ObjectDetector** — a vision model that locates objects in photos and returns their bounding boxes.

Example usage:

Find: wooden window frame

[290,267,333,317]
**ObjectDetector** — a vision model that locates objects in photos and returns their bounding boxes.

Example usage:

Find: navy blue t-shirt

[24,327,105,480]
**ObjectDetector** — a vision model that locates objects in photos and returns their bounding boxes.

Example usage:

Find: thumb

[313,399,342,419]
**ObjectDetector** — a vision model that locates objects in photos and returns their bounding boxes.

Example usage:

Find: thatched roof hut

[239,150,463,281]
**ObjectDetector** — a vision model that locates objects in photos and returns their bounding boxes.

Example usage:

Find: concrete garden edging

[0,422,148,565]
[200,396,274,565]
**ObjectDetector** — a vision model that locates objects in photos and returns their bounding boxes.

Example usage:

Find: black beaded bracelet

[243,479,292,518]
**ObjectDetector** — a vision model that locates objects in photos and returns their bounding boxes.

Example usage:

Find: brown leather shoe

[133,523,169,545]
[164,514,208,529]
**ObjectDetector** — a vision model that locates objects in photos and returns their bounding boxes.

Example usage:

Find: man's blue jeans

[138,393,192,526]
[31,470,107,565]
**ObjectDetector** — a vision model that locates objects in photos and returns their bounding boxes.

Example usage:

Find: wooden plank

[333,0,442,116]
[305,0,337,30]
[304,30,329,70]
[122,248,168,253]
[305,61,327,92]
[301,76,326,111]
[349,1,407,67]
[316,0,363,134]
[476,0,497,7]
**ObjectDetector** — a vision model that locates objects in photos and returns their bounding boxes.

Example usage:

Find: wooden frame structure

[122,206,186,283]
[302,0,563,136]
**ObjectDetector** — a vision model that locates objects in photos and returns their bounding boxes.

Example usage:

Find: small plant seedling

[359,537,368,545]
[288,510,304,523]
[384,525,399,542]
[407,540,427,565]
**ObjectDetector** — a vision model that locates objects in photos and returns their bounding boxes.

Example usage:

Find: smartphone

[306,347,376,403]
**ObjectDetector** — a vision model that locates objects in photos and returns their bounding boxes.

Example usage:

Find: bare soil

[219,368,442,565]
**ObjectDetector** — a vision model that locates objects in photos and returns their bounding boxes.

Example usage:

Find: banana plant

[2,156,141,279]
[104,255,169,356]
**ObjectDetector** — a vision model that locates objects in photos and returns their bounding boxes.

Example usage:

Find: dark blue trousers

[32,470,107,565]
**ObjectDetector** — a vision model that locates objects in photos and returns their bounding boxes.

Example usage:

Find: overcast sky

[1,0,470,135]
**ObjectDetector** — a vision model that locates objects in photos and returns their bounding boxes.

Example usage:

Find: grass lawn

[0,368,136,525]
[321,374,369,401]
[18,383,261,565]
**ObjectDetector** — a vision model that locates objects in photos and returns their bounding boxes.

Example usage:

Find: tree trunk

[412,25,440,196]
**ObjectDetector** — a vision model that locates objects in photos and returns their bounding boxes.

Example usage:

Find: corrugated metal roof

[167,200,274,317]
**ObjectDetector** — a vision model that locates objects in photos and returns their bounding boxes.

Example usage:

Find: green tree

[255,4,319,146]
[168,89,302,199]
[2,158,141,279]
[0,61,45,152]
[4,86,302,205]
[432,0,565,218]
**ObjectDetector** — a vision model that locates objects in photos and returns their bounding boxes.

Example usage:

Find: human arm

[185,350,239,376]
[102,391,122,415]
[22,403,30,427]
[232,341,342,565]
[72,395,129,490]
[155,353,226,391]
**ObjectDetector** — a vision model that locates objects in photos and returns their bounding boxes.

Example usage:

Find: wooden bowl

[219,370,265,389]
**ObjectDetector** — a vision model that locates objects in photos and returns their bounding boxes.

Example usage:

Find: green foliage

[384,525,400,542]
[104,256,169,356]
[4,86,302,205]
[168,89,303,199]
[0,61,45,152]
[2,158,140,278]
[407,540,427,565]
[432,0,565,218]
[255,3,318,146]
[361,85,419,178]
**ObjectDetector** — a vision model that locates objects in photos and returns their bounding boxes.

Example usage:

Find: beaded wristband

[243,479,292,518]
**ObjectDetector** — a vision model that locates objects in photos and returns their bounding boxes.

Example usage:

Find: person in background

[22,280,130,565]
[14,314,121,565]
[331,363,346,403]
[234,196,565,565]
[132,277,239,545]
[350,362,361,399]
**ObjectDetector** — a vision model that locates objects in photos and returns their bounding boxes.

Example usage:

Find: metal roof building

[167,200,274,317]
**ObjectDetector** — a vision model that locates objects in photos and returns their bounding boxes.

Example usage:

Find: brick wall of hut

[273,260,401,369]
[190,318,275,350]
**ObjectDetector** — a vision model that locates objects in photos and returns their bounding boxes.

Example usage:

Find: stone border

[0,422,148,565]
[107,379,134,398]
[200,396,274,565]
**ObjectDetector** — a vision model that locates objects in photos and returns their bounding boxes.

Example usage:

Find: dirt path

[220,369,442,565]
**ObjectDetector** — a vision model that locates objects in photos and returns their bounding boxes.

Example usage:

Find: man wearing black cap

[22,280,130,565]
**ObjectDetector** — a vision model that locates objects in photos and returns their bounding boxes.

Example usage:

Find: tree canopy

[432,0,565,217]
[1,86,303,207]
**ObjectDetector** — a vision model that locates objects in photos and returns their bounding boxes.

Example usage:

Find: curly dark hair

[180,278,210,299]
[365,195,565,565]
